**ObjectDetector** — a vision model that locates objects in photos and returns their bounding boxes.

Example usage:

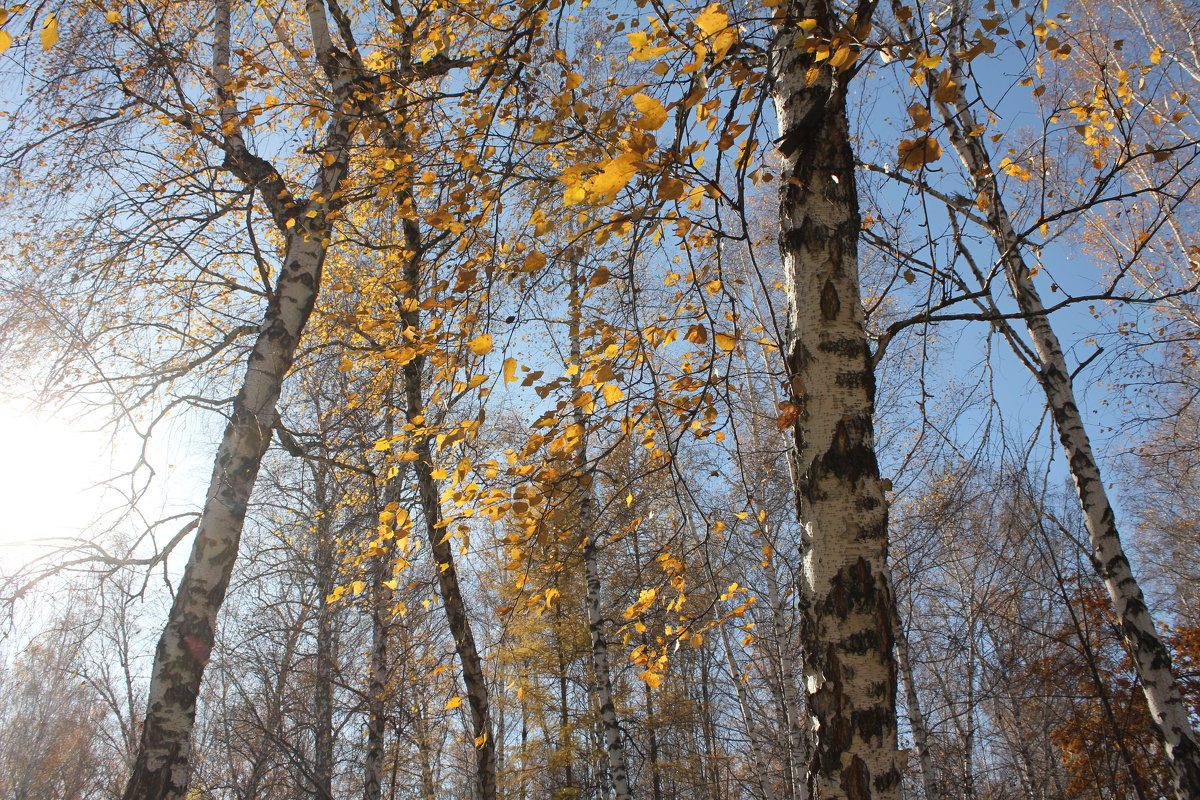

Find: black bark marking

[821,278,842,320]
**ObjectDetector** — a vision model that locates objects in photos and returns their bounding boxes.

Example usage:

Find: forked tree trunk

[927,34,1200,797]
[772,3,902,799]
[122,2,358,797]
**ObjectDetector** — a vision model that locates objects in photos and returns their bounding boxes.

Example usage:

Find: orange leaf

[897,136,943,170]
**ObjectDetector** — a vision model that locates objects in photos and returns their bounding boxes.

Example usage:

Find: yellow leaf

[564,184,587,205]
[897,136,943,170]
[468,334,493,355]
[585,152,640,203]
[715,332,736,352]
[712,28,738,61]
[0,31,11,56]
[624,588,657,618]
[632,93,668,131]
[694,3,729,36]
[564,71,583,90]
[1149,46,1163,65]
[920,54,942,69]
[474,732,488,747]
[829,45,857,70]
[684,324,708,344]
[690,633,704,648]
[602,383,625,405]
[41,13,58,50]
[445,697,463,710]
[574,391,596,414]
[106,10,121,23]
[503,357,518,383]
[641,670,663,688]
[351,580,366,596]
[933,70,959,103]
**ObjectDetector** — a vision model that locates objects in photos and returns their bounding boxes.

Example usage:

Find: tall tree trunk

[363,552,391,800]
[397,214,497,800]
[892,608,937,800]
[554,605,577,795]
[718,617,770,800]
[122,232,329,800]
[921,19,1200,795]
[568,266,633,800]
[644,681,664,800]
[121,3,358,797]
[312,469,336,800]
[772,3,902,799]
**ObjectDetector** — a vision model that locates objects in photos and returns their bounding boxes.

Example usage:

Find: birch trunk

[772,4,902,798]
[363,552,391,800]
[582,537,633,800]
[892,608,937,800]
[568,266,633,800]
[927,41,1200,797]
[121,3,359,797]
[122,231,329,800]
[554,606,577,794]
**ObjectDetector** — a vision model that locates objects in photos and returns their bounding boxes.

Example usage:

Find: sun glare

[0,404,118,569]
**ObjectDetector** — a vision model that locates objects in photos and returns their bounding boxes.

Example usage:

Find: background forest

[0,0,1198,799]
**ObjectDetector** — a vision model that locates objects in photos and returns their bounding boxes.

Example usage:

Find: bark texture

[122,231,329,800]
[772,4,901,799]
[121,3,363,798]
[930,46,1200,799]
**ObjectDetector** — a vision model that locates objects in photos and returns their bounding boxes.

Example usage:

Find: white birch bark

[121,4,361,797]
[772,3,902,798]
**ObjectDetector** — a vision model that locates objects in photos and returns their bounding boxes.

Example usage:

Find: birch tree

[772,2,903,796]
